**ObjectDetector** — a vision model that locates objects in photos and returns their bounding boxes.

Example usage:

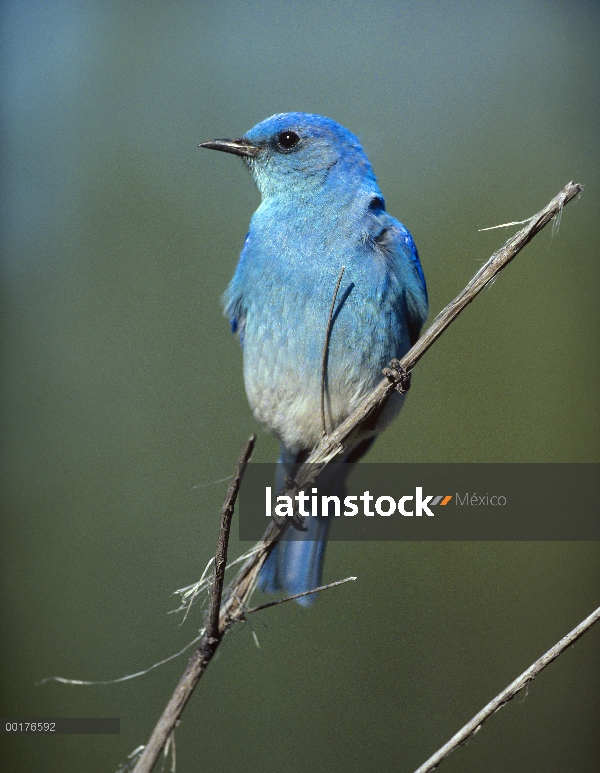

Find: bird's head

[200,112,378,201]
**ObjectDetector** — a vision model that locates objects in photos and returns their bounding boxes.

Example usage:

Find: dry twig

[132,436,254,773]
[245,576,357,614]
[132,181,582,772]
[321,264,346,436]
[216,181,582,628]
[413,604,600,773]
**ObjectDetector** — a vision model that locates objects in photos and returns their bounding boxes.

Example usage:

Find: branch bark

[131,181,582,772]
[132,436,254,773]
[413,604,600,773]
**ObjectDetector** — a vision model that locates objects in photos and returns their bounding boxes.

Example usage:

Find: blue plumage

[201,113,427,604]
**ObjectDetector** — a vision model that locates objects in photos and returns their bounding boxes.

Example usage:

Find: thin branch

[299,181,583,474]
[321,265,346,436]
[215,181,582,631]
[413,604,600,773]
[206,436,254,639]
[478,217,533,231]
[245,576,357,614]
[131,436,255,773]
[130,182,582,772]
[37,634,203,686]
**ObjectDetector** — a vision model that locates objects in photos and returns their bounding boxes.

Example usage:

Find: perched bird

[201,113,427,604]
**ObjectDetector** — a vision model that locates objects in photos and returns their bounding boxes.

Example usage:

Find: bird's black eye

[276,131,300,150]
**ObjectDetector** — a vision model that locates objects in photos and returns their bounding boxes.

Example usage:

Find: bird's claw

[382,359,411,394]
[290,513,309,531]
[280,476,309,531]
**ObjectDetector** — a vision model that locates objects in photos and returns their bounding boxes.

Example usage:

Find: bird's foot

[382,359,411,394]
[282,475,308,532]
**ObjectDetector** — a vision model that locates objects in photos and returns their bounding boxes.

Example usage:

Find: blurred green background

[1,1,599,771]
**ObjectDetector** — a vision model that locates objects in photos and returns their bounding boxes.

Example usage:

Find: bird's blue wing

[222,233,250,345]
[371,212,428,346]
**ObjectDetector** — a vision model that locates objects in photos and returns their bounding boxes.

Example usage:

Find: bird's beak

[198,138,260,158]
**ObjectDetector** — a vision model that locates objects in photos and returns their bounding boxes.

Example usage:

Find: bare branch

[216,181,583,630]
[131,436,255,773]
[206,436,254,639]
[413,604,600,773]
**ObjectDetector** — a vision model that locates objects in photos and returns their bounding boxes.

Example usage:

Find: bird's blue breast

[224,196,426,453]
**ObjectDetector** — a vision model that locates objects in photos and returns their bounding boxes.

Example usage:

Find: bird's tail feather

[257,448,356,606]
[257,515,330,606]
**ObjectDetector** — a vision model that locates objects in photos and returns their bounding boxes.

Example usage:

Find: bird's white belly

[244,352,403,454]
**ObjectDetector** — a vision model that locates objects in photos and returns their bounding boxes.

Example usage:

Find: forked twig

[132,436,254,773]
[215,181,582,631]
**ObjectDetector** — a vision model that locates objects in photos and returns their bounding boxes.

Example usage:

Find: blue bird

[201,113,427,604]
